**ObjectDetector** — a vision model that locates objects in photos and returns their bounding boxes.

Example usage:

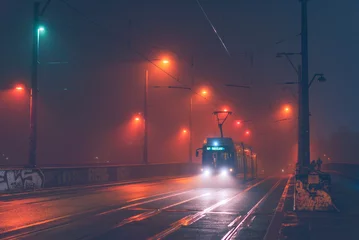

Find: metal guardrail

[0,162,200,193]
[0,161,200,169]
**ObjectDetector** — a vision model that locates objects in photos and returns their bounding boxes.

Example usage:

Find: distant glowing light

[236,121,241,125]
[135,117,140,121]
[281,169,284,173]
[245,130,250,135]
[221,169,227,176]
[224,109,228,112]
[213,141,218,146]
[38,26,45,32]
[201,90,207,95]
[162,59,169,64]
[183,129,188,133]
[284,105,291,113]
[15,86,24,91]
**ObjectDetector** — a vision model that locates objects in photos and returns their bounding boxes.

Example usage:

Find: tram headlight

[204,168,211,176]
[221,168,228,176]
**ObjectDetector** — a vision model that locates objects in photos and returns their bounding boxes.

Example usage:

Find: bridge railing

[323,163,359,180]
[0,162,200,193]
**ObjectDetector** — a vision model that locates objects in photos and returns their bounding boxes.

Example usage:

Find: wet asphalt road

[0,175,290,240]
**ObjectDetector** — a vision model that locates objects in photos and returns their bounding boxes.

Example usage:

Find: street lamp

[38,26,45,32]
[152,85,194,162]
[29,3,48,167]
[143,57,175,164]
[15,85,25,91]
[283,105,291,113]
[148,48,195,163]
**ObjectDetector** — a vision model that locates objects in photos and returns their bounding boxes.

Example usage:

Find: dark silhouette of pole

[189,56,194,163]
[250,148,254,179]
[241,142,247,181]
[143,69,149,164]
[29,2,40,168]
[300,0,310,169]
[297,65,303,167]
[255,154,258,178]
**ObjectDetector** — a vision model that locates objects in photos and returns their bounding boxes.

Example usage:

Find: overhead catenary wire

[57,0,294,128]
[195,0,231,57]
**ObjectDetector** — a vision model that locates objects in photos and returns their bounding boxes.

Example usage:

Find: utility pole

[143,69,149,164]
[297,65,303,167]
[300,0,310,170]
[250,148,254,179]
[29,2,40,168]
[255,154,258,178]
[241,142,247,181]
[189,56,194,163]
[28,0,51,168]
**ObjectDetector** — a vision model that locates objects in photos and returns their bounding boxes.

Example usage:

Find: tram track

[0,176,273,240]
[147,177,272,240]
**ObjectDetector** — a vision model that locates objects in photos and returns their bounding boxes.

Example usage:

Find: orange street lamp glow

[224,109,228,112]
[236,121,241,125]
[245,130,250,135]
[283,105,291,113]
[183,129,188,133]
[162,59,169,64]
[135,117,140,121]
[15,85,24,91]
[201,90,207,95]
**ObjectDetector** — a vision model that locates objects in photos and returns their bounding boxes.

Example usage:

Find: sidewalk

[279,173,359,240]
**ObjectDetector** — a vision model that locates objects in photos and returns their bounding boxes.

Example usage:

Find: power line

[57,0,295,129]
[195,0,231,57]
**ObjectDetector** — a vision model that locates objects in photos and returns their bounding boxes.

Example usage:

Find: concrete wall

[0,163,200,193]
[323,163,359,180]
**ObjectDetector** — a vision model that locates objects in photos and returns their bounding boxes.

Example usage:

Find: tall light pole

[152,85,193,163]
[29,2,40,168]
[28,1,50,168]
[189,56,194,163]
[143,69,149,164]
[151,51,195,163]
[300,0,310,169]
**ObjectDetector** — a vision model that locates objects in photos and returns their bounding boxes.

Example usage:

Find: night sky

[0,0,358,172]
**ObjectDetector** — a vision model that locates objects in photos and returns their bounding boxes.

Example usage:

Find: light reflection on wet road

[0,175,290,240]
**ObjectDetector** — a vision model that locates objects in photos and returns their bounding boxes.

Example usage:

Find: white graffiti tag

[0,169,44,192]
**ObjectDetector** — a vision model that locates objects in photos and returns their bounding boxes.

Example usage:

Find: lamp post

[143,69,149,164]
[276,50,326,172]
[29,2,47,168]
[150,51,195,163]
[152,85,193,162]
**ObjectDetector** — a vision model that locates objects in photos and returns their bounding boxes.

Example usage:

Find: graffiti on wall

[0,169,44,192]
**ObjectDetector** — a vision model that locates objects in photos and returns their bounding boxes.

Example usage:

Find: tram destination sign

[206,146,225,151]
